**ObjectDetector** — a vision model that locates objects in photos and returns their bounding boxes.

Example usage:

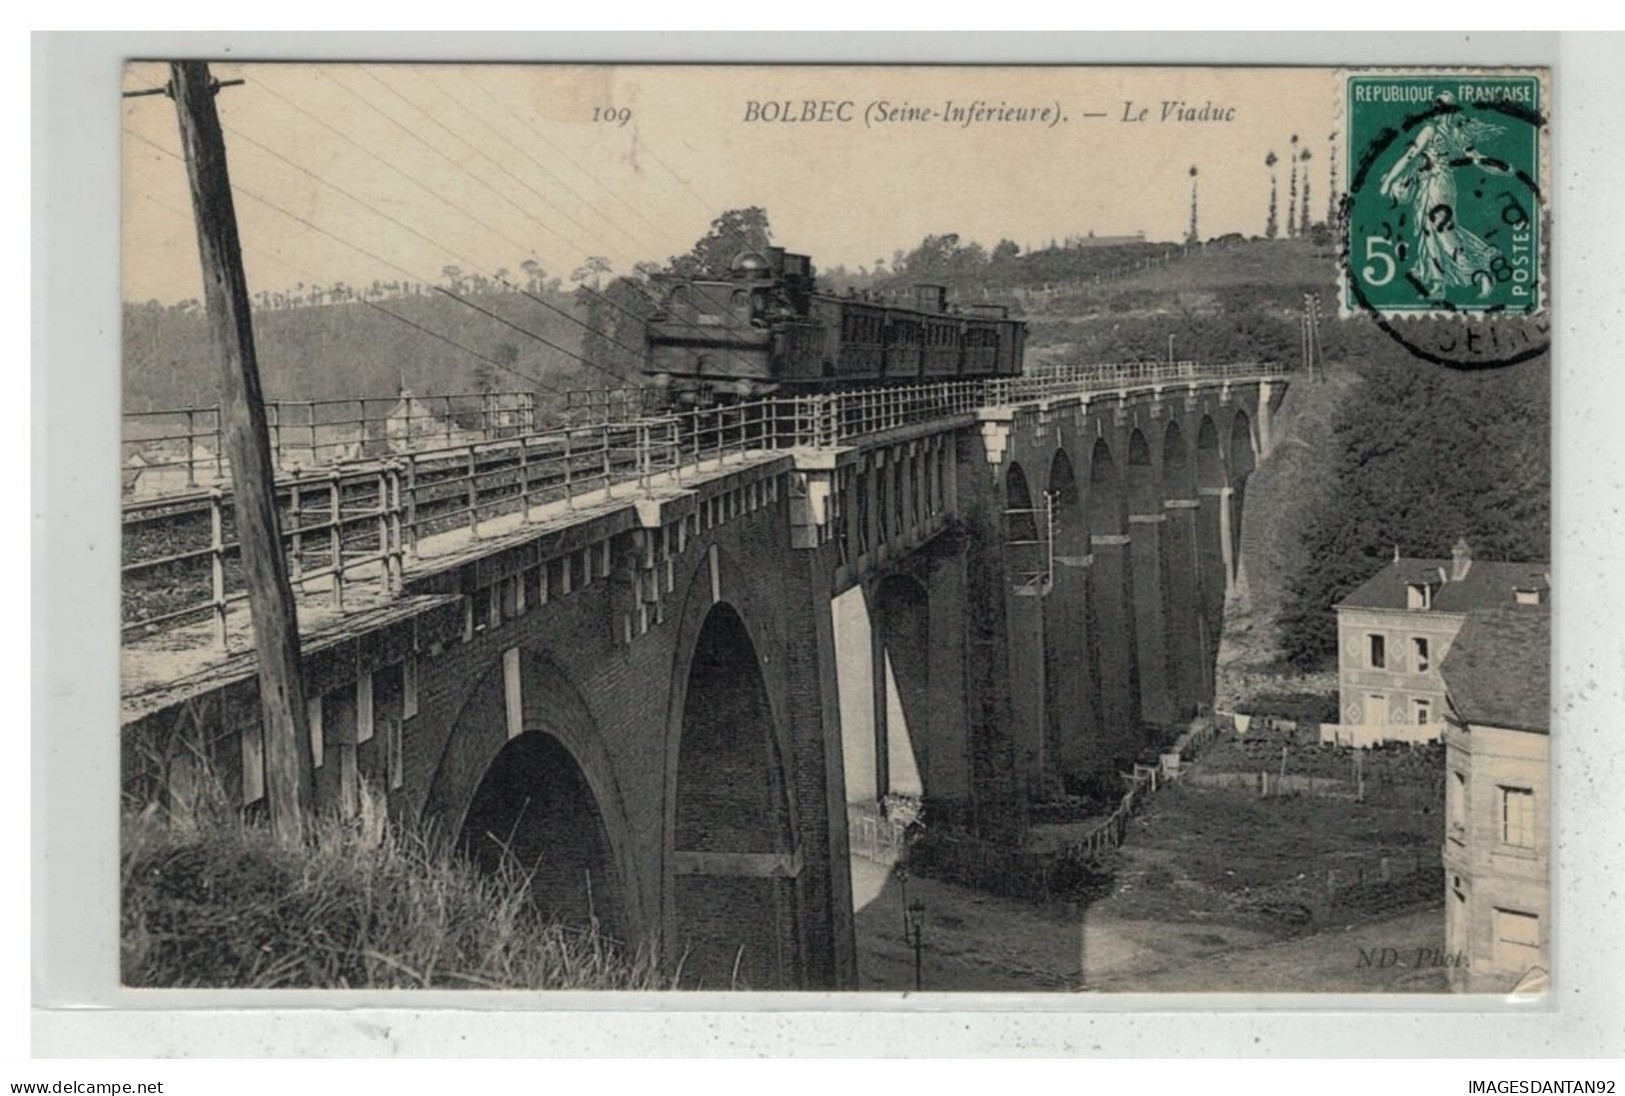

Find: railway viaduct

[121,364,1287,991]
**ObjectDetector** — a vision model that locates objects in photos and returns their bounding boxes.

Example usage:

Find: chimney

[1450,537,1473,581]
[1514,572,1550,607]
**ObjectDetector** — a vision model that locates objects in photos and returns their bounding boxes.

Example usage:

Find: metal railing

[122,361,1287,646]
[122,391,538,497]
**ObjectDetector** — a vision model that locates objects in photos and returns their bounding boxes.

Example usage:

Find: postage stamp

[1343,72,1545,316]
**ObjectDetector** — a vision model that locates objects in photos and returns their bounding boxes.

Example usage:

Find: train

[642,247,1026,405]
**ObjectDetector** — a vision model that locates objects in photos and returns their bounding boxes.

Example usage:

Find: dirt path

[851,858,1447,993]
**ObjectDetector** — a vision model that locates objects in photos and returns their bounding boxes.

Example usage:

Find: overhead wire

[131,83,640,388]
[242,68,662,377]
[430,66,652,255]
[309,65,763,377]
[460,67,674,243]
[352,65,768,373]
[125,125,607,389]
[133,187,557,392]
[423,81,784,359]
[130,64,778,387]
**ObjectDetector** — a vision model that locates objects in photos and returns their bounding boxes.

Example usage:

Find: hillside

[1268,346,1550,671]
[122,289,624,413]
[1221,363,1362,665]
[1042,239,1553,698]
[1019,239,1339,370]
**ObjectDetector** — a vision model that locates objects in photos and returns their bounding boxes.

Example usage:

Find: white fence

[1319,722,1444,749]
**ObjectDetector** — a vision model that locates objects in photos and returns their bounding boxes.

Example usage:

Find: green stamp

[1344,73,1543,316]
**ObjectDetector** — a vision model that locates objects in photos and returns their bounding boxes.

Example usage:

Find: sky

[122,63,1342,305]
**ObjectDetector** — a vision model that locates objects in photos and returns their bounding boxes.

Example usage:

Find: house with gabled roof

[1324,538,1549,747]
[1439,606,1550,994]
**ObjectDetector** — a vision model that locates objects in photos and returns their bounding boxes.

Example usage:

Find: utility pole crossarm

[124,76,244,99]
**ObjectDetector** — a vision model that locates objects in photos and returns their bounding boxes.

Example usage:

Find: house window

[1406,584,1426,609]
[1413,636,1430,672]
[1492,908,1541,971]
[1369,634,1386,669]
[1366,693,1387,725]
[1413,698,1432,726]
[1500,787,1535,848]
[1450,771,1467,839]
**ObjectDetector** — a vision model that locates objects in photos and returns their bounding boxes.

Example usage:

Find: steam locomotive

[643,247,1026,405]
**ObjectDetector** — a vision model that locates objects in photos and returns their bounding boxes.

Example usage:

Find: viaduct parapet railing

[122,390,543,496]
[122,361,1286,647]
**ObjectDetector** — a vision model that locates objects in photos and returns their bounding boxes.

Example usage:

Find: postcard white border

[32,29,1625,1057]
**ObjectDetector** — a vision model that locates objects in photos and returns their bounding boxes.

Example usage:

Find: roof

[1439,608,1550,733]
[1336,556,1550,614]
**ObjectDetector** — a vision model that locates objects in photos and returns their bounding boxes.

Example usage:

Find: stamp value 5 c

[1344,73,1544,316]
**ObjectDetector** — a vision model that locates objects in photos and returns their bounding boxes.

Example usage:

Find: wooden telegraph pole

[170,61,313,843]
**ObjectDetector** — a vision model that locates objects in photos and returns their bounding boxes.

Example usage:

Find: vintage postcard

[115,61,1551,996]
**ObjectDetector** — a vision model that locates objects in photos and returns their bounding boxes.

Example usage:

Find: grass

[121,783,669,990]
[1199,725,1446,791]
[1098,782,1443,934]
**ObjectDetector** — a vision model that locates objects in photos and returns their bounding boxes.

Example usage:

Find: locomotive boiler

[643,246,1025,405]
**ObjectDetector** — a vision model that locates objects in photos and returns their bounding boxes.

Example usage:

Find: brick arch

[1126,428,1158,515]
[1195,414,1225,489]
[1004,460,1038,543]
[1228,407,1257,480]
[1086,435,1126,535]
[1083,432,1141,758]
[869,571,932,799]
[1162,419,1194,499]
[1043,442,1100,782]
[1048,446,1086,556]
[660,541,803,989]
[661,541,797,845]
[420,646,645,938]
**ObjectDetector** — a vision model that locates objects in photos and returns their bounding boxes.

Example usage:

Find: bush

[121,787,668,990]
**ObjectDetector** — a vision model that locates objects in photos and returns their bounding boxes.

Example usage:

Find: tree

[1265,151,1280,239]
[991,238,1021,263]
[577,274,659,386]
[668,206,773,279]
[475,341,517,394]
[1278,345,1550,668]
[1300,148,1314,234]
[1326,131,1340,229]
[899,233,963,281]
[571,256,612,291]
[1186,165,1201,245]
[520,258,544,293]
[1287,134,1300,238]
